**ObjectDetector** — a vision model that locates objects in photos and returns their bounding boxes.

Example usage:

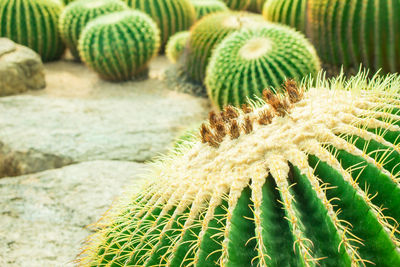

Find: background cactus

[59,0,128,61]
[123,0,195,49]
[184,11,266,84]
[78,10,160,81]
[262,0,307,33]
[191,0,229,20]
[166,31,190,64]
[78,73,400,266]
[0,0,65,62]
[206,25,320,108]
[308,0,400,75]
[247,0,266,13]
[222,0,250,10]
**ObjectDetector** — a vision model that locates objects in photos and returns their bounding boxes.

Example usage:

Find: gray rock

[0,160,147,267]
[0,38,46,96]
[0,58,210,177]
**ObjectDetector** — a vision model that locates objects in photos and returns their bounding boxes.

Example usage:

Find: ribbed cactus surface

[79,74,400,266]
[123,0,195,49]
[262,0,307,33]
[247,0,266,13]
[78,10,160,81]
[59,0,128,60]
[166,31,190,64]
[184,12,266,84]
[308,0,400,74]
[0,0,65,62]
[223,0,250,10]
[206,25,320,108]
[191,0,229,20]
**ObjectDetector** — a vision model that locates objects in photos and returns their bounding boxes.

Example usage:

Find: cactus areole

[79,74,400,266]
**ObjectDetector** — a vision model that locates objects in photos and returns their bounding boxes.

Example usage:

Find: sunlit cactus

[59,0,128,60]
[78,73,400,266]
[223,0,250,10]
[206,25,320,108]
[78,10,160,81]
[0,0,65,62]
[308,0,400,75]
[247,0,266,13]
[166,31,190,64]
[123,0,195,49]
[184,11,266,84]
[262,0,307,33]
[191,0,229,20]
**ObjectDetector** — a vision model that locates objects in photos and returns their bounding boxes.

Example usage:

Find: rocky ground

[0,56,210,266]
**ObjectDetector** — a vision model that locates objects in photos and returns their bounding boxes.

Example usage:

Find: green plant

[78,73,400,266]
[184,11,266,84]
[0,0,65,62]
[308,0,400,75]
[223,0,250,10]
[78,10,160,81]
[191,0,229,20]
[206,25,320,108]
[262,0,307,33]
[62,0,75,5]
[247,0,266,13]
[123,0,195,49]
[59,0,128,61]
[166,31,190,64]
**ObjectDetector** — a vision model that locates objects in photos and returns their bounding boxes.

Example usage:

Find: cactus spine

[59,0,128,61]
[0,0,65,62]
[79,73,400,266]
[206,25,321,108]
[184,12,266,84]
[191,0,229,20]
[78,10,160,81]
[123,0,195,49]
[166,31,190,64]
[262,0,307,33]
[308,0,400,74]
[223,0,250,10]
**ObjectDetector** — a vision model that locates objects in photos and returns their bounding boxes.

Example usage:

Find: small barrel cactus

[78,73,400,266]
[308,0,400,75]
[184,11,266,84]
[223,0,250,10]
[191,0,229,20]
[59,0,128,60]
[262,0,307,33]
[166,31,191,64]
[247,0,266,13]
[0,0,65,62]
[123,0,195,49]
[206,25,320,108]
[78,10,160,81]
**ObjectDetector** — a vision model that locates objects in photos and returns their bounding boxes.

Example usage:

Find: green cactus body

[123,0,195,49]
[191,0,229,20]
[308,0,400,75]
[59,0,128,61]
[0,0,65,62]
[247,0,266,13]
[223,0,250,10]
[206,25,320,108]
[262,0,307,33]
[166,31,191,64]
[184,12,266,84]
[62,0,74,5]
[78,10,160,81]
[79,73,400,266]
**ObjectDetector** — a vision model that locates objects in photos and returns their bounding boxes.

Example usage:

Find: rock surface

[0,160,146,267]
[0,57,209,177]
[0,38,45,96]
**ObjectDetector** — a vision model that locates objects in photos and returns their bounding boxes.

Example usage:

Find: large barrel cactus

[223,0,250,10]
[184,12,266,84]
[123,0,195,49]
[308,0,400,75]
[79,73,400,266]
[247,0,266,13]
[0,0,65,62]
[206,25,320,108]
[166,31,191,64]
[262,0,307,33]
[191,0,229,20]
[78,10,160,81]
[59,0,128,60]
